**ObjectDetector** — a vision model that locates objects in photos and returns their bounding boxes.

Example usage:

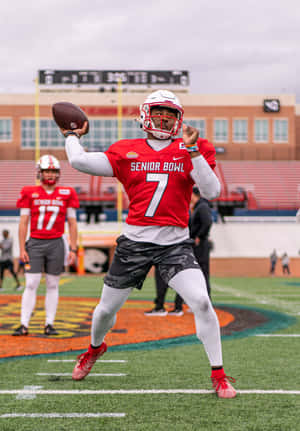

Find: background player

[189,187,213,298]
[13,155,79,336]
[62,90,236,398]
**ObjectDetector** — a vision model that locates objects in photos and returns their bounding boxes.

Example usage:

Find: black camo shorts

[104,235,200,290]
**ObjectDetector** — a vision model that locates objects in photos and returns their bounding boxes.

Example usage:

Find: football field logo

[0,295,294,359]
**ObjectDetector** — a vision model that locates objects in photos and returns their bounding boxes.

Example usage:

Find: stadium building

[0,92,296,161]
[0,73,300,276]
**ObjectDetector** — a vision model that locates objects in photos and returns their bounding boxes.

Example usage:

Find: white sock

[21,273,42,327]
[169,268,223,366]
[45,274,60,326]
[91,284,132,347]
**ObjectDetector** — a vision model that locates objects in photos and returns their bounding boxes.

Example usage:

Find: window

[22,117,209,150]
[22,119,64,148]
[83,119,144,151]
[0,119,12,141]
[187,119,206,138]
[273,119,288,143]
[21,118,145,151]
[176,119,206,139]
[122,119,145,140]
[254,119,269,143]
[214,119,228,142]
[233,119,248,143]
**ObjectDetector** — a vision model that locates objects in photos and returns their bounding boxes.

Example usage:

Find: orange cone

[77,244,85,275]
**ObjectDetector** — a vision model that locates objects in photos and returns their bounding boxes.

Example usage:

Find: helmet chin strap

[151,130,172,140]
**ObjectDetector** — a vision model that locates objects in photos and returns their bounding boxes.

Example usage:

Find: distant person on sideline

[281,252,290,275]
[0,230,23,291]
[189,187,213,298]
[269,249,278,275]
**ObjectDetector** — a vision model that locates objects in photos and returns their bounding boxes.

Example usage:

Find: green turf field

[0,274,299,431]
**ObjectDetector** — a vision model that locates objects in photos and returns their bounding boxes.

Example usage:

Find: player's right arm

[17,187,31,263]
[65,135,113,177]
[19,214,30,263]
[62,122,114,177]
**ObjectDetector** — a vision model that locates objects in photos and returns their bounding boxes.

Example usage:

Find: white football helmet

[140,90,184,140]
[37,155,60,185]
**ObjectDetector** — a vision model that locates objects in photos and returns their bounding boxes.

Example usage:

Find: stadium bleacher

[0,161,123,210]
[0,160,300,211]
[221,161,300,210]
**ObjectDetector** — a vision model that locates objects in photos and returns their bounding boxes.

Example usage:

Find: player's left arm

[190,156,220,200]
[66,213,78,266]
[183,124,220,200]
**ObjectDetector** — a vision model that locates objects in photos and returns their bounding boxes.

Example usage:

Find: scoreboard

[38,70,189,91]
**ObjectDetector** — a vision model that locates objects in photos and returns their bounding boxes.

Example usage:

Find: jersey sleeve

[16,187,31,208]
[197,139,216,170]
[104,142,123,178]
[68,188,80,208]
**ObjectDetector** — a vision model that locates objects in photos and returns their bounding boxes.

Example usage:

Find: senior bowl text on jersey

[130,160,184,173]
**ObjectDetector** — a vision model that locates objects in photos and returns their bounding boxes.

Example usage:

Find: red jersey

[16,186,79,239]
[105,138,216,228]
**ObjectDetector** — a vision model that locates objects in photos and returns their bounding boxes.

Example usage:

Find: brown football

[52,102,89,132]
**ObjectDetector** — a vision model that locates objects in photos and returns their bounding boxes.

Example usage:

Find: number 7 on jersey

[144,173,169,217]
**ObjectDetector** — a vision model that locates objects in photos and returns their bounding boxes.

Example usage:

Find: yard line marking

[255,334,300,337]
[47,360,127,363]
[1,389,299,395]
[212,283,300,314]
[16,386,43,400]
[238,390,300,394]
[36,373,126,377]
[0,413,126,418]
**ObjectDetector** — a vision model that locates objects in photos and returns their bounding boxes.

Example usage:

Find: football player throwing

[62,90,236,398]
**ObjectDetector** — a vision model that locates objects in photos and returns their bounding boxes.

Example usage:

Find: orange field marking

[0,295,234,359]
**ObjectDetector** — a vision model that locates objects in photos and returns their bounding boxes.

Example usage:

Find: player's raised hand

[60,121,89,137]
[182,124,199,152]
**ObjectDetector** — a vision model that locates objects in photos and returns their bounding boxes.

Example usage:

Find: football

[52,102,89,132]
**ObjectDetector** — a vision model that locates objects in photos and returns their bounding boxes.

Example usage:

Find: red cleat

[211,370,237,399]
[72,342,107,381]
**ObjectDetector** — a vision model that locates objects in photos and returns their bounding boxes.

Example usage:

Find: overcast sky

[0,0,298,101]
